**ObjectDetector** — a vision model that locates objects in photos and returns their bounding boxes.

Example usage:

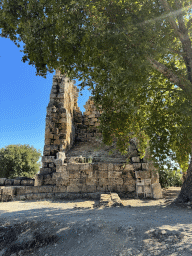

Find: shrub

[158,168,183,188]
[0,144,41,179]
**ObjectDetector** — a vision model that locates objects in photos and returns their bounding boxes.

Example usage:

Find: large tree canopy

[1,0,192,201]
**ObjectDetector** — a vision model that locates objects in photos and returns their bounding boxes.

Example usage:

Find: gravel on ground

[0,187,191,256]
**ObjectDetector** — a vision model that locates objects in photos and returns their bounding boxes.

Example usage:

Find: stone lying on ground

[99,193,124,207]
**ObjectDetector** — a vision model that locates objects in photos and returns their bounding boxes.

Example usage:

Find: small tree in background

[0,145,41,179]
[159,168,183,188]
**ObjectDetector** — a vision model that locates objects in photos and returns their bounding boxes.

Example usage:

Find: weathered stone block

[98,163,108,171]
[45,192,54,199]
[38,186,54,193]
[42,156,55,162]
[0,178,6,186]
[132,157,140,163]
[44,145,51,151]
[67,185,81,193]
[97,170,108,179]
[86,185,97,193]
[70,178,86,185]
[1,186,15,195]
[86,178,96,185]
[67,163,80,171]
[133,163,142,170]
[52,172,61,180]
[115,178,124,186]
[0,187,16,201]
[18,195,27,200]
[15,186,27,195]
[5,179,14,186]
[113,164,122,171]
[79,171,87,179]
[87,171,93,178]
[135,171,150,179]
[141,163,148,170]
[13,179,21,186]
[124,184,135,192]
[53,186,67,193]
[144,185,152,196]
[21,179,34,186]
[123,178,136,188]
[117,185,126,193]
[27,193,46,200]
[43,175,56,185]
[34,175,43,186]
[151,171,159,184]
[60,171,69,179]
[56,165,67,172]
[108,178,123,186]
[152,183,163,199]
[96,185,107,192]
[24,186,39,194]
[55,159,64,166]
[107,163,114,171]
[92,163,98,171]
[79,164,92,171]
[43,150,51,156]
[98,178,108,186]
[108,171,122,179]
[56,151,66,160]
[28,193,43,200]
[107,185,117,192]
[42,162,48,168]
[69,170,81,179]
[56,178,70,186]
[40,168,52,175]
[123,164,134,171]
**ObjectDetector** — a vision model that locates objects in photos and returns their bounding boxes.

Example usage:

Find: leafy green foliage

[1,0,192,174]
[0,145,41,179]
[159,168,183,188]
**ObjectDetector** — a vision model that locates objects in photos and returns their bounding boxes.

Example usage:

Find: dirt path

[0,187,192,256]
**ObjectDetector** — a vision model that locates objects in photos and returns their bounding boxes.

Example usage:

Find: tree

[1,0,192,202]
[0,145,41,179]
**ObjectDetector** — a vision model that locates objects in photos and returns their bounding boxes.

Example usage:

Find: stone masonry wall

[43,70,79,156]
[74,97,102,143]
[0,70,162,202]
[0,160,160,202]
[35,70,162,196]
[39,70,80,177]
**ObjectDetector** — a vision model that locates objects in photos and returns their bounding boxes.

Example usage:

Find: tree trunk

[175,155,192,203]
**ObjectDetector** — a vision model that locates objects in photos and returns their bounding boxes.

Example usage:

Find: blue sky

[0,37,92,155]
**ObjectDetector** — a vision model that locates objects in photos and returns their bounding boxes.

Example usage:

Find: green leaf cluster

[159,168,183,188]
[0,145,41,179]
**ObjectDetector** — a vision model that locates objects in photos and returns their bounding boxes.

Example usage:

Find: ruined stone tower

[0,70,162,201]
[33,70,162,198]
[43,70,80,157]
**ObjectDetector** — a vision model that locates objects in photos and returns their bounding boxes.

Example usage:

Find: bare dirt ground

[0,187,192,256]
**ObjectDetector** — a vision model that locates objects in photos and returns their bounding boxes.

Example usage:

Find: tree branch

[160,0,192,82]
[147,57,189,93]
[174,0,192,82]
[160,0,183,40]
[148,57,181,85]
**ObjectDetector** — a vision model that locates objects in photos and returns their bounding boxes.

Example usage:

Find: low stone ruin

[0,70,163,202]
